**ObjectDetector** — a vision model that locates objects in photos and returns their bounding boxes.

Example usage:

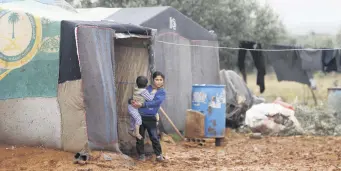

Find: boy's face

[153,76,164,88]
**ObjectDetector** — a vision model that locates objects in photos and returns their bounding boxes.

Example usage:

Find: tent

[0,0,155,154]
[78,7,221,133]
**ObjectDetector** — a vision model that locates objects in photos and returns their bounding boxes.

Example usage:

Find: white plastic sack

[245,103,303,135]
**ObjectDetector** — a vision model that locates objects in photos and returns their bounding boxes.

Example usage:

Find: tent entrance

[114,38,151,154]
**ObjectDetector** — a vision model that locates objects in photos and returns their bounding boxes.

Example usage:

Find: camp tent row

[0,0,220,154]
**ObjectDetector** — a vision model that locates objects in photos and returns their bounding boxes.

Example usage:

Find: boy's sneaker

[156,155,166,162]
[138,154,146,161]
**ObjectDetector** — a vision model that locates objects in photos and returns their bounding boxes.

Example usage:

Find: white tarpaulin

[245,103,303,135]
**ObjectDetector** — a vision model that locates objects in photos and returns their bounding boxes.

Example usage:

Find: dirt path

[1,135,341,171]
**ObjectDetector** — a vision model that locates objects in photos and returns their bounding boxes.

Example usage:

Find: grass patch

[246,72,341,106]
[169,133,183,142]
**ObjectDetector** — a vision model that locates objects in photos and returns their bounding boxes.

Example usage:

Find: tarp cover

[105,7,216,41]
[75,25,119,151]
[57,79,87,152]
[219,70,254,127]
[191,40,220,84]
[154,33,192,133]
[59,20,152,84]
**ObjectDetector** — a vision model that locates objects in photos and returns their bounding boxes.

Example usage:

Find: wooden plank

[185,109,205,138]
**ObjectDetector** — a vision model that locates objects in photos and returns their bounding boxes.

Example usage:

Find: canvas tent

[0,0,156,154]
[78,7,221,133]
[59,20,154,153]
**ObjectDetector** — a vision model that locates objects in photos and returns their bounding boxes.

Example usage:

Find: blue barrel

[328,88,341,114]
[191,84,226,138]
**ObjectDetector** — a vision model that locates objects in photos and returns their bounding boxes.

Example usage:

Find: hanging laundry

[322,49,341,73]
[339,51,341,72]
[238,41,266,93]
[322,49,337,72]
[297,49,322,71]
[266,45,313,86]
[337,50,341,72]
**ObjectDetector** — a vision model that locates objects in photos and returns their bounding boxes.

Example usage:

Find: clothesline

[117,82,135,84]
[156,40,341,51]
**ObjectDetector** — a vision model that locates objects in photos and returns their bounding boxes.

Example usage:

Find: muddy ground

[1,134,341,171]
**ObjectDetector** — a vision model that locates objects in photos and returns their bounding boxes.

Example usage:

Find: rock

[250,133,262,139]
[161,133,176,144]
[103,154,112,161]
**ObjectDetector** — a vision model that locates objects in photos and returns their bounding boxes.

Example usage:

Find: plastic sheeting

[154,33,192,133]
[219,70,254,107]
[59,20,153,84]
[114,38,150,154]
[57,79,87,152]
[219,70,254,127]
[245,103,303,136]
[191,40,220,84]
[75,26,119,151]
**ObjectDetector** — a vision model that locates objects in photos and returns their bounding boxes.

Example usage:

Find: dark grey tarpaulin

[75,26,119,151]
[191,40,220,84]
[59,20,152,84]
[219,70,254,128]
[154,33,192,133]
[106,7,216,41]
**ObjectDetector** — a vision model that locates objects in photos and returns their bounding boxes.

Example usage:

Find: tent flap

[75,25,118,150]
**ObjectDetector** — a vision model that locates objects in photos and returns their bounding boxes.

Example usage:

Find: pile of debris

[242,102,304,136]
[237,103,341,137]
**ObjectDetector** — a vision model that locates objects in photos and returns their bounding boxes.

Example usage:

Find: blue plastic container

[191,84,226,138]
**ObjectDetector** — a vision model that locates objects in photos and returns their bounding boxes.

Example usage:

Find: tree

[8,12,20,39]
[336,27,341,47]
[74,0,286,69]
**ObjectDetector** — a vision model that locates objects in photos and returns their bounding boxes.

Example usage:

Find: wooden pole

[309,86,318,106]
[159,107,185,140]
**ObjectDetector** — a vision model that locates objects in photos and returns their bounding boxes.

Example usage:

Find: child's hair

[152,71,165,80]
[136,76,148,88]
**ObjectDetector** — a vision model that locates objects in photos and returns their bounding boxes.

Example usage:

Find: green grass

[246,72,341,106]
[169,133,183,142]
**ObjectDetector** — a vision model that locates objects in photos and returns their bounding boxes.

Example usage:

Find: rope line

[156,40,341,51]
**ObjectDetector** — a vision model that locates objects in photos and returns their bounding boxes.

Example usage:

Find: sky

[258,0,341,35]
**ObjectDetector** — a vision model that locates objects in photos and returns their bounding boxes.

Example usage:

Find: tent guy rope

[156,40,341,51]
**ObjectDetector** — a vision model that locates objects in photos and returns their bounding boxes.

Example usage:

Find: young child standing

[128,76,158,139]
